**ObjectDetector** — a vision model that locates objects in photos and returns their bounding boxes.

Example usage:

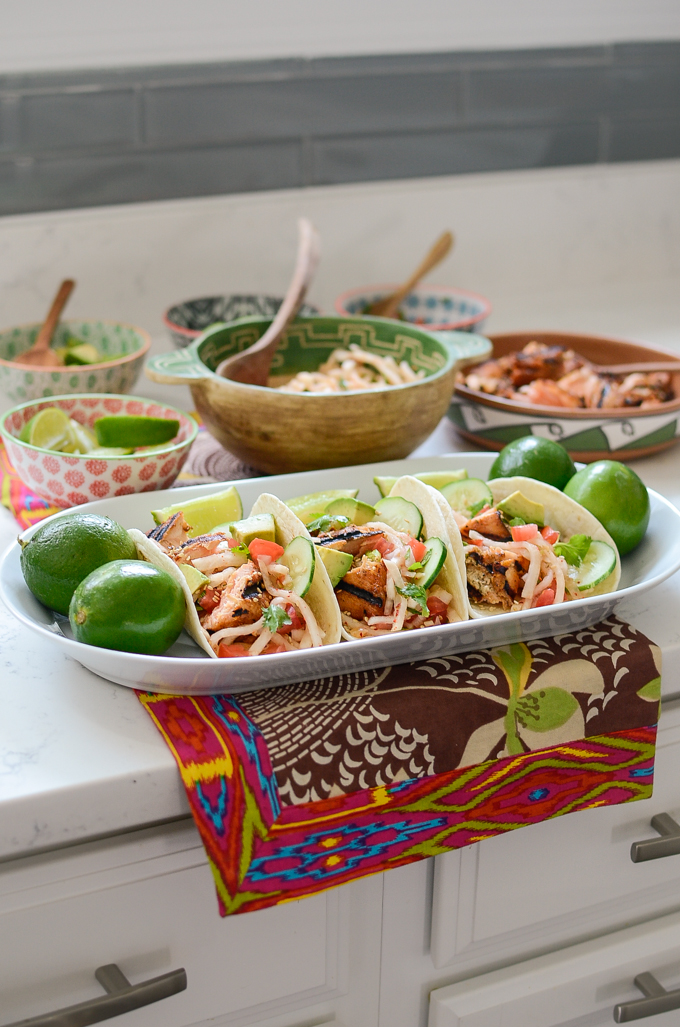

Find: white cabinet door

[0,820,382,1027]
[429,907,680,1027]
[431,700,680,971]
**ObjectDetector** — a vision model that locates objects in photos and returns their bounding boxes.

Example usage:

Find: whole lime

[564,460,650,555]
[69,560,186,655]
[489,436,576,490]
[20,512,138,615]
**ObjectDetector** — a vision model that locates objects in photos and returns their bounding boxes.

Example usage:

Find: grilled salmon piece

[316,525,387,556]
[201,561,270,631]
[461,507,511,541]
[147,512,191,552]
[177,532,230,563]
[465,547,527,609]
[336,554,387,620]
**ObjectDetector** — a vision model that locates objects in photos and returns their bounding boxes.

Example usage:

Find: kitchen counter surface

[1,160,680,863]
[2,410,680,862]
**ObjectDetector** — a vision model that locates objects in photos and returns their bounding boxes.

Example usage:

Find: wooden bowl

[146,315,490,474]
[450,331,680,462]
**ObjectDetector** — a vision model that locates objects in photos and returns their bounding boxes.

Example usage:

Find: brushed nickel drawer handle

[614,971,680,1022]
[3,962,187,1027]
[630,813,680,862]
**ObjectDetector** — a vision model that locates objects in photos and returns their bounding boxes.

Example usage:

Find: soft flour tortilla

[462,475,621,617]
[383,474,471,623]
[129,527,217,657]
[129,493,341,658]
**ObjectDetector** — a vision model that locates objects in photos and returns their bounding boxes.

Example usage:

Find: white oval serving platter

[2,453,679,695]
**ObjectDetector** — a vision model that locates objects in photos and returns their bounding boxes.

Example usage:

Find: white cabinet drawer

[431,701,680,971]
[429,906,680,1026]
[0,821,382,1027]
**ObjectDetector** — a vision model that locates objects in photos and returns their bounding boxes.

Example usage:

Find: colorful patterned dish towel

[138,618,660,916]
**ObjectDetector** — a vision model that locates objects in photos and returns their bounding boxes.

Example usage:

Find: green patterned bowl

[0,320,151,406]
[146,315,491,473]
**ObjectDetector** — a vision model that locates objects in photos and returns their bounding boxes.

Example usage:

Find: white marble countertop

[1,161,680,862]
[2,410,680,862]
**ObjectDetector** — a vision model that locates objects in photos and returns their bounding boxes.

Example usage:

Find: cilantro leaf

[508,516,526,527]
[554,534,592,566]
[397,583,429,615]
[306,513,350,534]
[229,540,250,557]
[262,604,292,632]
[467,498,488,517]
[365,549,382,561]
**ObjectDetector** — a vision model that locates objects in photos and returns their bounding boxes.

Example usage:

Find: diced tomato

[261,641,288,655]
[407,537,427,563]
[248,538,285,562]
[226,537,242,549]
[199,586,221,612]
[370,536,394,557]
[534,588,555,607]
[540,525,560,545]
[426,595,449,619]
[276,604,304,634]
[217,642,251,658]
[511,523,539,542]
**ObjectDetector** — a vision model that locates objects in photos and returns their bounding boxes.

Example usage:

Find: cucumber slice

[415,537,447,589]
[281,536,316,597]
[440,478,493,516]
[374,496,423,538]
[573,540,617,592]
[373,469,468,498]
[285,489,359,524]
[151,485,242,537]
[317,545,353,587]
[325,497,375,524]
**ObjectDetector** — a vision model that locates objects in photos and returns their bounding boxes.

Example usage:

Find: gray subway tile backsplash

[0,41,678,215]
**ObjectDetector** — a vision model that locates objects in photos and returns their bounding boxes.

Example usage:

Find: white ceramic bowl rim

[0,319,151,372]
[0,393,199,458]
[186,314,461,394]
[334,282,492,330]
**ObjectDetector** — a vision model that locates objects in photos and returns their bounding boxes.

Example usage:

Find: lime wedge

[374,469,468,497]
[151,486,243,537]
[285,489,359,525]
[69,420,97,454]
[94,416,180,448]
[64,343,102,365]
[20,408,74,451]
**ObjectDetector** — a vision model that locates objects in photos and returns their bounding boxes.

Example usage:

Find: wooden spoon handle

[33,279,76,352]
[216,218,320,383]
[382,231,454,318]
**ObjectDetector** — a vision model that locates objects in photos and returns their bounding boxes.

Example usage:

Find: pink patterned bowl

[1,394,198,509]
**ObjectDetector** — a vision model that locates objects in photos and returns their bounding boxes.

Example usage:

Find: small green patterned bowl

[0,320,151,406]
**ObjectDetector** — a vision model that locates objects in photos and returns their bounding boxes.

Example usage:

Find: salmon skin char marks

[464,547,528,610]
[200,562,270,631]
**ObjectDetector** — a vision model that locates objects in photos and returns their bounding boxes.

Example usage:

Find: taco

[130,492,341,658]
[451,475,621,616]
[307,475,469,640]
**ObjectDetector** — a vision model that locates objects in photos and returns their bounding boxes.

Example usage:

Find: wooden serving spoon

[216,219,320,386]
[16,279,76,367]
[365,230,454,319]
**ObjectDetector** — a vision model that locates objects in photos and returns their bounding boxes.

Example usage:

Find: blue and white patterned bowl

[334,283,491,333]
[164,294,320,349]
[0,320,150,406]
